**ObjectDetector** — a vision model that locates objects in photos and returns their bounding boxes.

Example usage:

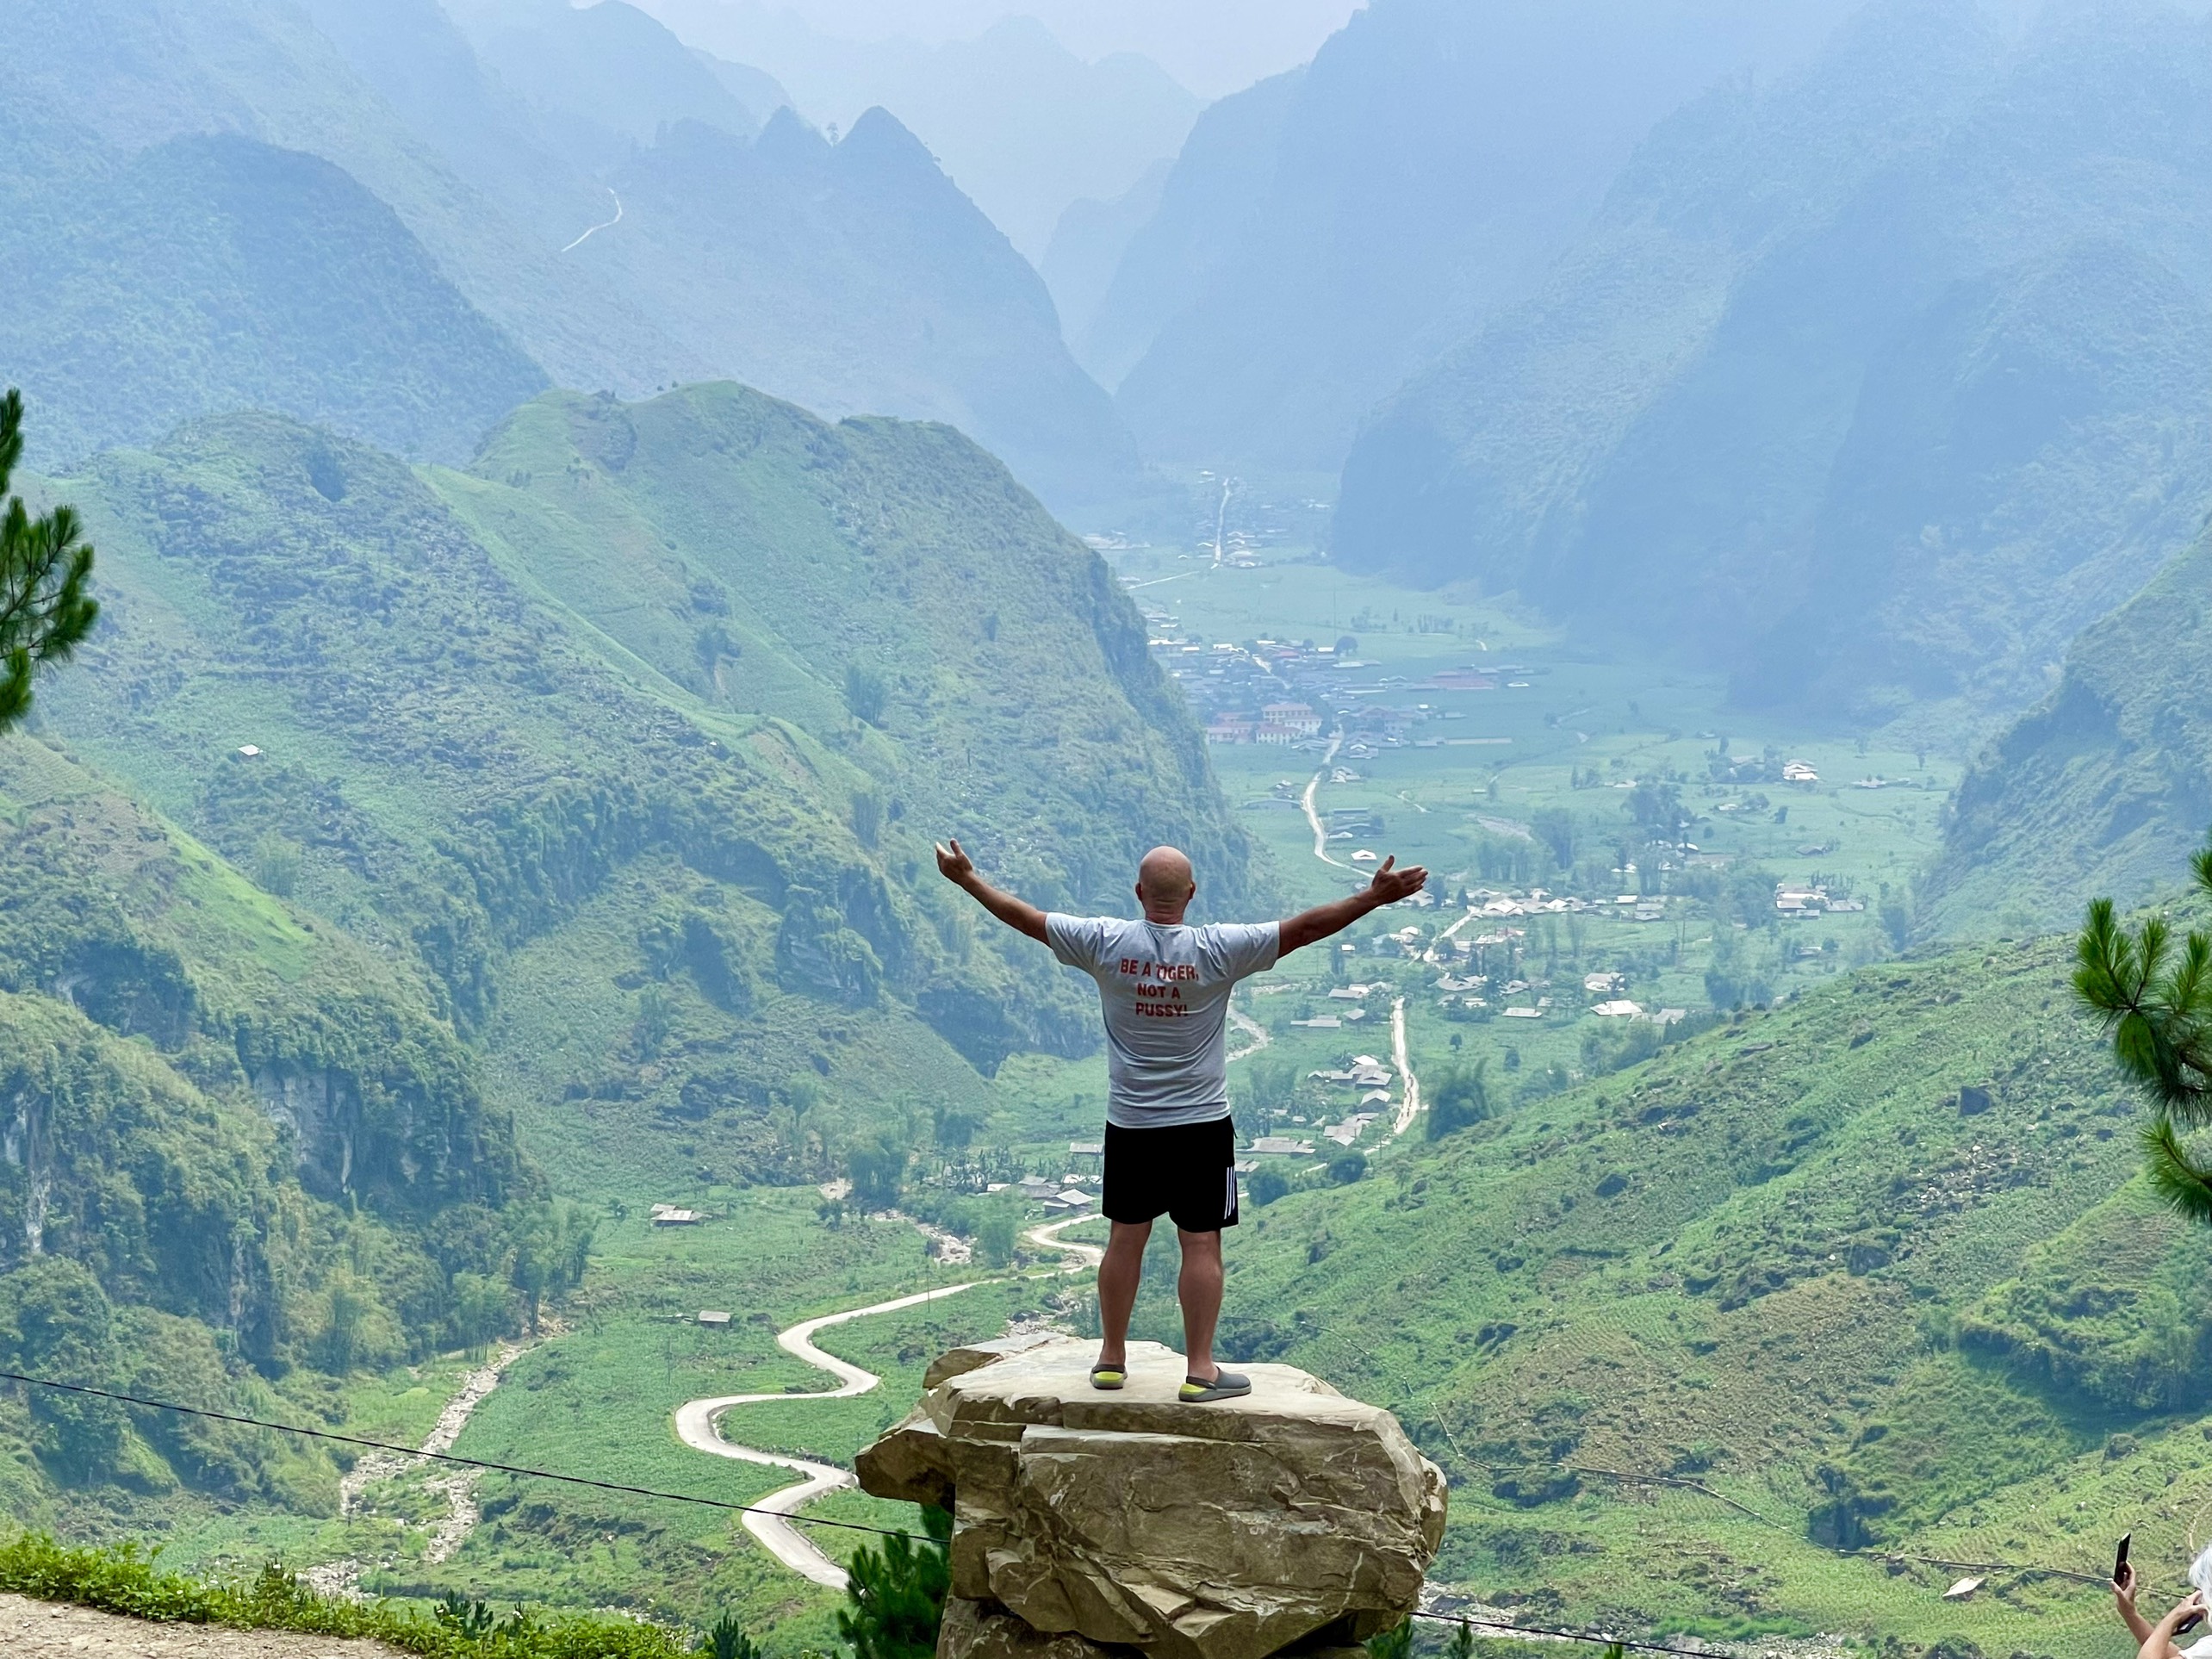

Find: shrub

[844,661,889,724]
[975,1206,1019,1268]
[839,1505,951,1659]
[0,1529,693,1656]
[1247,1166,1290,1208]
[1426,1059,1491,1140]
[848,1130,910,1210]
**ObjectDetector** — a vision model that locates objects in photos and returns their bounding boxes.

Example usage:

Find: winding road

[1227,1001,1271,1061]
[560,187,624,253]
[674,1215,1101,1587]
[1301,732,1349,868]
[1388,996,1424,1139]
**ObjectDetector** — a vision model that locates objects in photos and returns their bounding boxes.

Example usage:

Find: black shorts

[1102,1116,1239,1233]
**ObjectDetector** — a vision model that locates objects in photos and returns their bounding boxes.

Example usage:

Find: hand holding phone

[2168,1591,2206,1638]
[2119,1533,2134,1591]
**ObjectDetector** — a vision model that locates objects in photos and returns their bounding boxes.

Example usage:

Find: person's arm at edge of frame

[1277,855,1430,956]
[2140,1591,2204,1659]
[2117,1563,2165,1657]
[935,836,1048,943]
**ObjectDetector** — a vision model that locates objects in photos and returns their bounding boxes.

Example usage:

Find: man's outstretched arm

[935,836,1048,943]
[1278,855,1429,956]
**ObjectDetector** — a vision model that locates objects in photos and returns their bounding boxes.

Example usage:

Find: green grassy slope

[1923,522,2212,939]
[0,731,545,1522]
[1150,933,2206,1652]
[38,386,1250,1201]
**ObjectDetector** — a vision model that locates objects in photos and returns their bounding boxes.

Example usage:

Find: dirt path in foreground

[0,1593,406,1657]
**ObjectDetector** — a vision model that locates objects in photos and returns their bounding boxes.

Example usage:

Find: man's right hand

[1365,854,1428,905]
[935,837,976,885]
[935,837,1047,941]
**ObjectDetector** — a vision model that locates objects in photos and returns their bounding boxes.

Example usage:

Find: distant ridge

[1332,0,2212,726]
[1923,519,2212,941]
[0,124,545,465]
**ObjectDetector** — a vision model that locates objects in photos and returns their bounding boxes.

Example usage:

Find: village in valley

[1041,500,1971,1179]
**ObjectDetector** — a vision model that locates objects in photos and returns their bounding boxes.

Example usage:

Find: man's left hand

[1366,855,1428,905]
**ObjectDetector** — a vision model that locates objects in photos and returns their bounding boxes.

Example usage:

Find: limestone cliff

[856,1337,1445,1659]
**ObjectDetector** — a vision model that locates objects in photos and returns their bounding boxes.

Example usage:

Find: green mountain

[1158,932,2199,1653]
[642,4,1202,262]
[3,0,693,402]
[1098,0,1854,470]
[1072,68,1304,393]
[571,108,1140,509]
[314,0,1146,509]
[1039,158,1171,353]
[8,0,1137,508]
[454,0,767,171]
[0,729,544,1515]
[0,120,546,465]
[40,385,1250,1197]
[1923,521,2212,939]
[1333,0,2212,731]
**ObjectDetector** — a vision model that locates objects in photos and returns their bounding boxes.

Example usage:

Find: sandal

[1178,1370,1252,1403]
[1090,1363,1127,1391]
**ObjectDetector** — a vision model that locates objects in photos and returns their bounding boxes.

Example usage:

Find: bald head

[1136,845,1196,923]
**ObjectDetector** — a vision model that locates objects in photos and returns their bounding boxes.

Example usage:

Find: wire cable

[0,1369,912,1542]
[1410,1606,1731,1657]
[0,1364,2116,1640]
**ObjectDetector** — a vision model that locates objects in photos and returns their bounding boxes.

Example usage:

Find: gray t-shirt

[1046,914,1281,1128]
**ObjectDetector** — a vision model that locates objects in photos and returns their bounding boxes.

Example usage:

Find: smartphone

[2182,1609,2207,1637]
[2117,1533,2133,1587]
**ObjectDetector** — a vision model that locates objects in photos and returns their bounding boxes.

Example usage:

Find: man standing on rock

[934,838,1426,1401]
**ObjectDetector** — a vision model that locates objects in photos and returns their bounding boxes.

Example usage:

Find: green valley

[5,3,2212,1656]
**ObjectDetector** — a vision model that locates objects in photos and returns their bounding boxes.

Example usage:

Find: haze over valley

[0,2,2208,1655]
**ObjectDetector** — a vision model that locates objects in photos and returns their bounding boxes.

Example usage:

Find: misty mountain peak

[752,102,834,166]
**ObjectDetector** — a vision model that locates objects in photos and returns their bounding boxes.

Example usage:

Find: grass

[0,1528,693,1656]
[336,1196,1079,1639]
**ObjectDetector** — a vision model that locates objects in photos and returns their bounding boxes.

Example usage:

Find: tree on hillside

[1426,1059,1492,1140]
[2076,840,2212,1220]
[0,389,99,730]
[1532,806,1578,871]
[1626,780,1688,846]
[848,1130,909,1211]
[838,1504,951,1659]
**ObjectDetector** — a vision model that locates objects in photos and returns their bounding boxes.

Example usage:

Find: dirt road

[0,1594,402,1658]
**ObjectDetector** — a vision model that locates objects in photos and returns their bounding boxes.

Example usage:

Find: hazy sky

[711,2,1368,96]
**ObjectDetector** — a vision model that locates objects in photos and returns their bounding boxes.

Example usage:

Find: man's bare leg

[1097,1220,1151,1370]
[1177,1228,1224,1382]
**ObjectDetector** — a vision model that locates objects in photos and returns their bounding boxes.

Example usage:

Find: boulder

[855,1338,1445,1659]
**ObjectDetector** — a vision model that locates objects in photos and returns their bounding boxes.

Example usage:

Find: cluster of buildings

[1140,612,1500,755]
[1590,1000,1689,1024]
[1206,700,1325,746]
[1775,883,1867,917]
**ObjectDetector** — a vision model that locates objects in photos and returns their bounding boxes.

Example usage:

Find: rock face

[855,1338,1445,1659]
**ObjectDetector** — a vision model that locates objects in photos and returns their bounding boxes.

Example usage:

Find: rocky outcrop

[855,1338,1445,1659]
